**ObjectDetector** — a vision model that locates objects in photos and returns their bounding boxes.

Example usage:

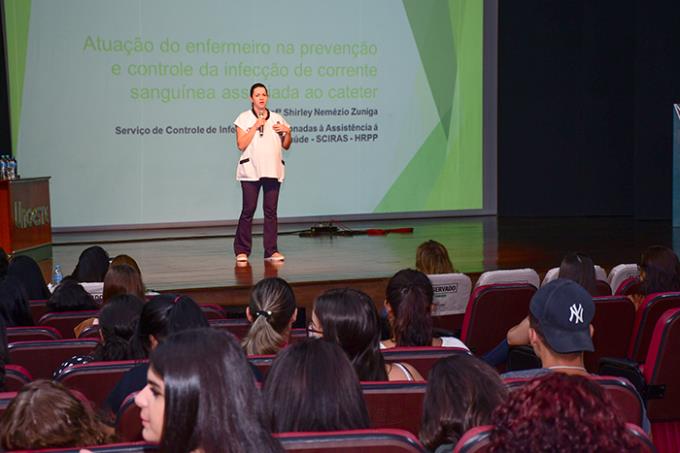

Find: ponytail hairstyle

[386,269,434,346]
[242,278,296,355]
[313,288,387,381]
[91,294,143,362]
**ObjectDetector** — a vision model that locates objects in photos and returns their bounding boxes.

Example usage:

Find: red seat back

[8,339,99,380]
[461,284,536,356]
[3,364,32,391]
[7,326,62,342]
[625,423,656,453]
[29,299,49,324]
[628,292,680,362]
[209,318,251,339]
[362,381,427,435]
[585,296,636,372]
[382,347,469,379]
[504,375,644,426]
[200,304,226,320]
[276,428,427,452]
[249,354,275,378]
[616,277,641,296]
[55,360,142,409]
[643,308,680,421]
[453,425,492,453]
[38,310,100,338]
[117,392,143,442]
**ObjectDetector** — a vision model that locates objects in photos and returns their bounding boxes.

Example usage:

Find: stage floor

[51,216,675,292]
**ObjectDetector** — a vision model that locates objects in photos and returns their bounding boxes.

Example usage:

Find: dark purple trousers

[234,178,280,258]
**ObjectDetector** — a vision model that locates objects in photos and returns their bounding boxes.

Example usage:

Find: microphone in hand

[258,112,264,137]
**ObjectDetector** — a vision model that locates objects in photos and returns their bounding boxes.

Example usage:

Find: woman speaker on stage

[233,83,292,262]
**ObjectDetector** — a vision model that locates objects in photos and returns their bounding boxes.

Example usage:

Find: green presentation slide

[3,0,487,228]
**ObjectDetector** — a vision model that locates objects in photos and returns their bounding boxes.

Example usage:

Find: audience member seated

[242,277,297,355]
[629,245,680,309]
[134,328,282,452]
[47,277,99,312]
[311,288,422,381]
[102,264,146,303]
[0,247,8,280]
[106,295,209,414]
[53,294,144,379]
[415,240,455,274]
[488,373,639,452]
[420,354,507,453]
[483,252,598,366]
[381,269,467,349]
[7,255,51,300]
[0,380,115,450]
[70,246,110,283]
[75,264,146,337]
[0,276,33,326]
[502,278,651,432]
[264,339,370,433]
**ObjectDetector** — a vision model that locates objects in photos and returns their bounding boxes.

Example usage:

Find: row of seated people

[1,244,679,450]
[1,272,677,451]
[0,330,656,453]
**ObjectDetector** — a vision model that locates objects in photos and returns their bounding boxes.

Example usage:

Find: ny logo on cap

[569,304,584,324]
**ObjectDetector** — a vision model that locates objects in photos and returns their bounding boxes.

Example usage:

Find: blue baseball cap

[529,279,595,353]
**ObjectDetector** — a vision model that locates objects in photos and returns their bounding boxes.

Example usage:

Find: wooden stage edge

[45,216,679,314]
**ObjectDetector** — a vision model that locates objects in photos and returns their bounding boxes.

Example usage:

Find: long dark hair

[7,255,50,300]
[91,294,143,362]
[151,328,282,453]
[386,269,434,346]
[0,248,8,280]
[639,245,680,295]
[47,278,98,312]
[0,276,33,326]
[242,278,296,355]
[70,246,110,283]
[558,252,597,295]
[314,288,387,381]
[420,354,507,450]
[129,295,209,359]
[264,339,370,433]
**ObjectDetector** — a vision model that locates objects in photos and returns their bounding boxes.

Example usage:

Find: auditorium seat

[608,264,640,295]
[79,325,102,339]
[199,303,227,320]
[460,283,535,356]
[616,277,642,296]
[428,273,472,333]
[276,428,427,452]
[38,310,100,338]
[585,296,636,372]
[361,381,427,434]
[452,425,492,453]
[475,268,540,289]
[117,392,143,442]
[541,266,611,296]
[248,354,275,378]
[29,299,49,323]
[55,360,141,409]
[7,325,62,342]
[3,364,32,391]
[643,308,680,422]
[625,423,657,453]
[382,346,469,379]
[628,292,680,363]
[209,318,251,339]
[504,375,644,427]
[8,339,99,380]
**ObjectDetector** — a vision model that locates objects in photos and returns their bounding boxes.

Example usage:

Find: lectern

[0,177,52,253]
